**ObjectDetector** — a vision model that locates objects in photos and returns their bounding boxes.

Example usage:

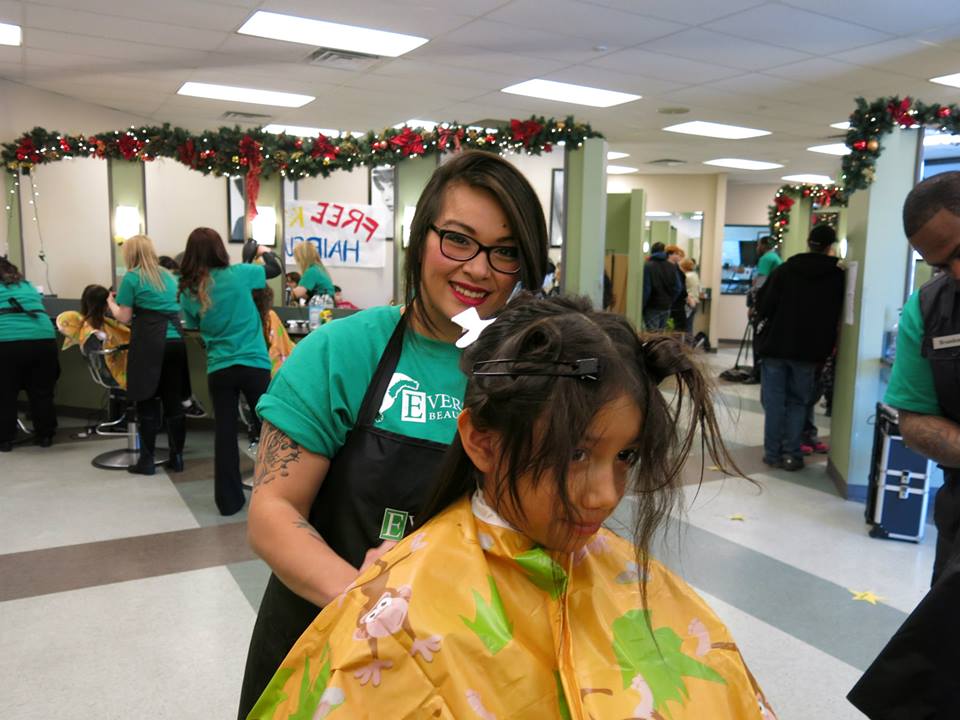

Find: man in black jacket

[643,242,682,330]
[755,224,845,470]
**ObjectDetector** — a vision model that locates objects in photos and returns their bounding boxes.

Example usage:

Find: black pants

[135,341,187,456]
[932,472,960,585]
[208,364,270,516]
[0,338,60,443]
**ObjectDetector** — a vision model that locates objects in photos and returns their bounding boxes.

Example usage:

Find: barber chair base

[92,447,168,471]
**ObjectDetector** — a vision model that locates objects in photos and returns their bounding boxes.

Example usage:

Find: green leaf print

[460,575,514,655]
[612,610,725,717]
[288,644,335,720]
[514,547,568,600]
[555,671,572,720]
[246,667,294,720]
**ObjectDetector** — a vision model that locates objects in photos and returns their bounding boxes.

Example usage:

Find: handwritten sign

[284,200,388,268]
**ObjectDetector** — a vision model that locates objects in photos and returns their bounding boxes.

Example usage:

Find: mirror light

[114,206,141,241]
[251,206,277,245]
[839,237,848,259]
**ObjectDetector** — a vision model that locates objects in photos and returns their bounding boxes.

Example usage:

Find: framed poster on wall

[550,168,564,247]
[227,177,246,243]
[369,165,396,240]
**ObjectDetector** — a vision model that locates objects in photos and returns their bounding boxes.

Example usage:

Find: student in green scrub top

[108,235,189,475]
[754,235,783,288]
[237,151,549,718]
[0,256,59,451]
[178,227,275,517]
[290,241,335,301]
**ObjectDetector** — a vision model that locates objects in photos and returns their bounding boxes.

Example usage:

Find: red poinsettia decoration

[888,97,913,126]
[436,126,464,152]
[390,127,425,156]
[177,139,197,167]
[59,138,72,153]
[117,134,144,161]
[15,137,42,164]
[310,133,339,161]
[238,134,264,220]
[774,194,795,213]
[510,118,543,147]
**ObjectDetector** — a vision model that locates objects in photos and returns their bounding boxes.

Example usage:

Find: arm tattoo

[900,411,960,468]
[253,423,302,490]
[294,519,328,545]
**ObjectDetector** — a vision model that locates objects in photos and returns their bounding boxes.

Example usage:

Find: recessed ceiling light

[237,11,427,57]
[606,165,639,174]
[703,158,783,170]
[0,21,21,46]
[607,151,630,160]
[930,72,960,88]
[830,121,851,130]
[178,82,314,108]
[807,143,851,156]
[645,211,673,217]
[663,121,770,140]
[395,119,439,130]
[782,174,834,184]
[501,79,641,108]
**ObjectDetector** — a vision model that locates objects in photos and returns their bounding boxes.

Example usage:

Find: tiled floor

[0,347,935,719]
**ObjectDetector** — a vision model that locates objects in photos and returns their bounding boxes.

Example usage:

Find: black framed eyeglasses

[472,357,600,381]
[430,224,521,275]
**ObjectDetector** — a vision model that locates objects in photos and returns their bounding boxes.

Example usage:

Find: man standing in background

[642,241,681,331]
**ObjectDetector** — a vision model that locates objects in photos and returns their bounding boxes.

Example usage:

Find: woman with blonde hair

[108,234,187,474]
[291,241,335,301]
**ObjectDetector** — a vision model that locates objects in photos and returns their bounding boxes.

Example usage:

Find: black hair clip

[472,357,600,381]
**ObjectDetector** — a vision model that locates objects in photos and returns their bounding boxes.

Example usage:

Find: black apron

[126,308,183,402]
[238,312,451,719]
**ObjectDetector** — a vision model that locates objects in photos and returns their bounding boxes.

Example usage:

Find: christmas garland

[768,183,847,242]
[1,117,600,218]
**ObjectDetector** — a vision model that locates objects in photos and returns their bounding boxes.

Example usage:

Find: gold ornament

[231,155,240,163]
[867,138,879,152]
[556,121,565,130]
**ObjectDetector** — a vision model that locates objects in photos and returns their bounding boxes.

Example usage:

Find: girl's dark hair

[252,285,274,347]
[403,151,549,334]
[80,284,109,329]
[0,256,23,285]
[158,255,180,273]
[419,293,742,599]
[178,227,230,312]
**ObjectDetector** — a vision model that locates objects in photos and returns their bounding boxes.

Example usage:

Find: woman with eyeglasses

[237,151,548,718]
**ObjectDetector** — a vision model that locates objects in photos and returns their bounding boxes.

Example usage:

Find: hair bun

[639,336,693,385]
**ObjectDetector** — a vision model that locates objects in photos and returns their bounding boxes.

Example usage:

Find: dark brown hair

[419,294,742,601]
[80,284,109,330]
[0,256,23,285]
[403,151,548,334]
[903,170,960,238]
[252,285,274,347]
[178,227,230,312]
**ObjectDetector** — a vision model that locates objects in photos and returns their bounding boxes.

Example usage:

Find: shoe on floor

[182,397,207,418]
[762,456,783,468]
[782,456,804,471]
[34,435,53,448]
[800,444,814,456]
[813,441,829,454]
[0,441,12,452]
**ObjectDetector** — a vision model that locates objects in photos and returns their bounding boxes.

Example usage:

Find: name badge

[932,333,960,350]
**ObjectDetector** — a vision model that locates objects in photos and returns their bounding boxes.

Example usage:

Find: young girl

[248,295,775,720]
[57,284,130,388]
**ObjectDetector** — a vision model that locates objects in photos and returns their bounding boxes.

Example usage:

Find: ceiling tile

[24,28,212,65]
[587,47,745,83]
[403,40,568,79]
[705,4,891,56]
[832,39,960,81]
[582,0,766,25]
[0,0,23,25]
[485,0,685,47]
[20,0,252,31]
[640,28,810,71]
[371,58,510,92]
[780,0,960,35]
[437,19,609,64]
[541,64,685,96]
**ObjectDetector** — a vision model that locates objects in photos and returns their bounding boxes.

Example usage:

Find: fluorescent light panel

[606,165,639,174]
[178,82,313,108]
[930,72,960,88]
[0,21,21,46]
[782,174,834,184]
[501,79,640,108]
[703,158,783,170]
[645,211,672,217]
[807,143,851,156]
[607,151,630,160]
[263,124,363,138]
[663,121,770,139]
[830,121,851,130]
[237,11,427,57]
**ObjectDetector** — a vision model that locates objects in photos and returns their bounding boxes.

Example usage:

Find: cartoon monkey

[351,561,442,687]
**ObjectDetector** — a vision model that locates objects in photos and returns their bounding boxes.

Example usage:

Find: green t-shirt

[180,264,271,374]
[0,281,54,342]
[756,250,783,277]
[257,305,466,457]
[299,264,335,298]
[884,290,940,415]
[116,268,181,340]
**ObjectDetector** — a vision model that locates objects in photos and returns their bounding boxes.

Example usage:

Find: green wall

[4,172,23,269]
[605,194,630,254]
[394,157,438,304]
[563,137,607,308]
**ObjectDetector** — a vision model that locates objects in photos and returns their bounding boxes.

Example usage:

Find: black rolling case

[866,402,935,542]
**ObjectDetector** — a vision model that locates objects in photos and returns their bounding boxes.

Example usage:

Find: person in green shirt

[108,235,188,475]
[754,235,783,288]
[0,256,59,450]
[237,151,550,717]
[290,241,335,301]
[178,227,276,517]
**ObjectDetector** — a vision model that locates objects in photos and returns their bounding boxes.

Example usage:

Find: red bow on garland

[815,188,834,207]
[888,97,913,126]
[310,134,339,161]
[15,137,41,165]
[238,134,263,221]
[435,126,464,152]
[177,139,197,168]
[774,194,795,213]
[390,128,425,156]
[117,134,144,161]
[511,119,543,147]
